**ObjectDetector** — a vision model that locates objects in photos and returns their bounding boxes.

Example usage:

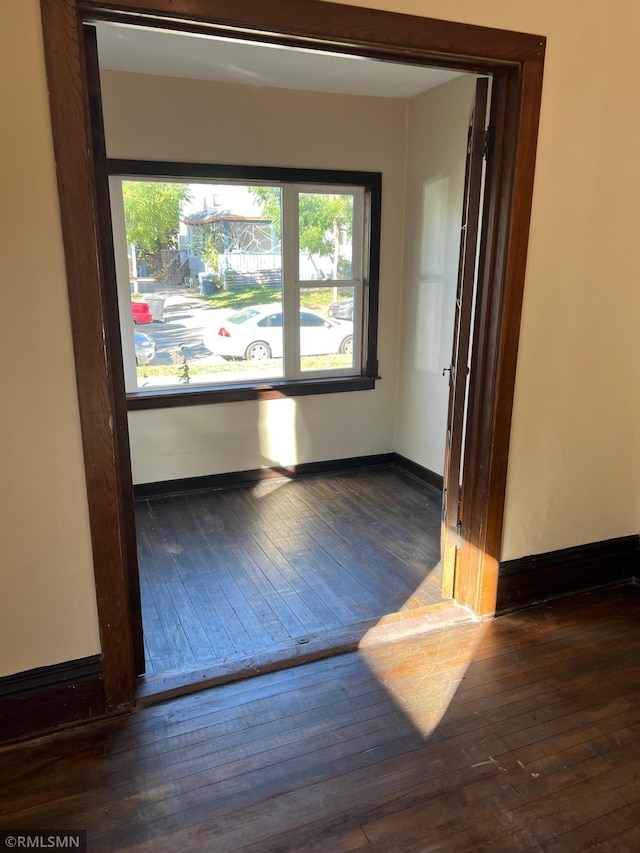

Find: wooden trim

[496,536,640,615]
[39,0,546,715]
[133,453,396,497]
[108,159,382,187]
[137,601,471,705]
[127,377,377,410]
[441,77,489,602]
[392,454,443,493]
[39,0,139,711]
[80,12,502,76]
[80,0,545,68]
[84,27,146,678]
[0,656,105,745]
[0,655,102,697]
[454,57,545,617]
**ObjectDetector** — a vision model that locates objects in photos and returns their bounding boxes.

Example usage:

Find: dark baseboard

[133,452,445,500]
[0,656,106,744]
[392,453,444,492]
[496,535,640,614]
[133,453,396,498]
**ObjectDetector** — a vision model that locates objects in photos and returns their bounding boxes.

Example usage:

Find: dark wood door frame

[39,0,545,712]
[441,77,489,600]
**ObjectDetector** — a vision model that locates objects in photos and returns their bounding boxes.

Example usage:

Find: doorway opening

[96,22,489,694]
[40,0,545,713]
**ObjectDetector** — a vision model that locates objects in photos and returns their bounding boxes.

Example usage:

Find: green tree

[250,187,353,279]
[123,181,191,277]
[199,235,220,279]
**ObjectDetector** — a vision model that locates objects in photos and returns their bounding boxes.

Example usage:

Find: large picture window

[107,162,381,406]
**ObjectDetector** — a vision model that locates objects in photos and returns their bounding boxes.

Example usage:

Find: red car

[131,301,152,325]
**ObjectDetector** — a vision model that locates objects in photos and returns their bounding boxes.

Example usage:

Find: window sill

[126,375,379,410]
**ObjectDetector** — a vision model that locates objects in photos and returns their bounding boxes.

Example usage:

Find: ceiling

[94,23,464,99]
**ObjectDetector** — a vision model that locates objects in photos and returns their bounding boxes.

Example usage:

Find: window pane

[298,192,354,281]
[121,180,284,388]
[299,288,355,373]
[116,175,371,393]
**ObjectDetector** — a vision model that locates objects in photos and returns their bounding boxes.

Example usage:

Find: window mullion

[353,189,365,370]
[282,184,299,381]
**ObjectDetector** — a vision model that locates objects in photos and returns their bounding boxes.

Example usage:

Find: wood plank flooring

[136,467,444,677]
[1,585,640,851]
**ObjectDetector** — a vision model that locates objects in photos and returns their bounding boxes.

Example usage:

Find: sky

[183,182,263,218]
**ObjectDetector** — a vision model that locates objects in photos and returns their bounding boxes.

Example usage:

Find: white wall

[4,0,640,677]
[0,2,100,676]
[395,76,476,474]
[101,72,408,484]
[333,2,640,558]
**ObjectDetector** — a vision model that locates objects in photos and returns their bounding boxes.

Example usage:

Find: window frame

[106,159,381,409]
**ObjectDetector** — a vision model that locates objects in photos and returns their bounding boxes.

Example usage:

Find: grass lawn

[137,353,352,382]
[201,285,281,311]
[201,284,353,314]
[137,361,279,379]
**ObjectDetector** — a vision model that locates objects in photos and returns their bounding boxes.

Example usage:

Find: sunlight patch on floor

[360,619,487,738]
[250,477,294,498]
[397,565,444,611]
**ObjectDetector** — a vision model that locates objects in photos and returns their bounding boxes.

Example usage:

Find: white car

[203,304,353,362]
[134,330,156,365]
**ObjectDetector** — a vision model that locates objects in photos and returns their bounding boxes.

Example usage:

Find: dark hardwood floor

[2,585,640,851]
[136,467,445,678]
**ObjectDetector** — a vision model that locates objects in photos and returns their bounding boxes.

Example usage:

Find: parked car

[203,304,353,362]
[131,300,152,325]
[134,330,156,365]
[328,297,354,321]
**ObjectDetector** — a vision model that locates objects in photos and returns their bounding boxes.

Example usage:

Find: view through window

[109,174,368,394]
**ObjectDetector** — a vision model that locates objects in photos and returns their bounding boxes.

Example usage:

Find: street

[138,293,227,367]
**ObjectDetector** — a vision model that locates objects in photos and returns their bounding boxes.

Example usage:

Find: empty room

[2,1,640,850]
